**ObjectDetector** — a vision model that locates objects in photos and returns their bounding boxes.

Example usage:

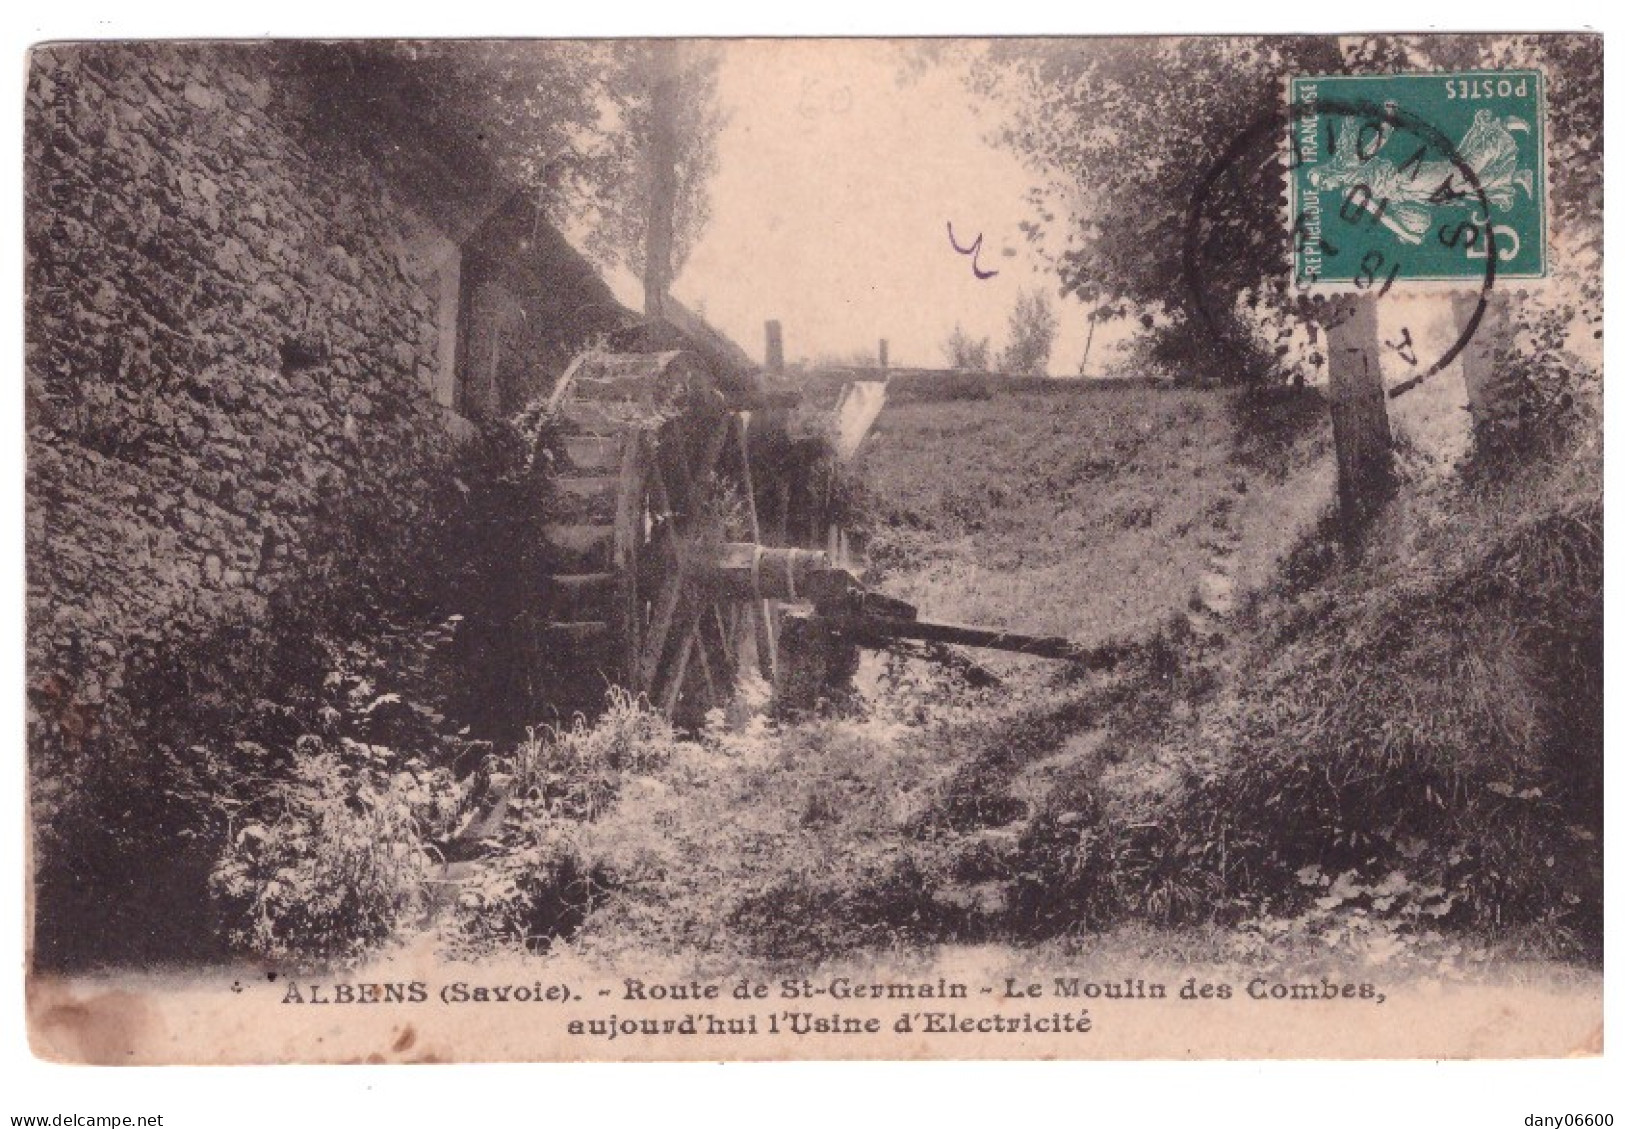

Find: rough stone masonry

[25,43,456,780]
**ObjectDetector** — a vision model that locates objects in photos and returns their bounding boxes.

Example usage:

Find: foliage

[190,599,492,965]
[1462,283,1602,481]
[746,405,874,550]
[446,689,678,954]
[1000,463,1601,956]
[30,393,574,969]
[995,287,1060,376]
[969,36,1341,383]
[570,687,983,962]
[198,405,588,965]
[942,323,993,371]
[969,34,1601,385]
[430,403,575,736]
[209,747,459,965]
[293,41,726,278]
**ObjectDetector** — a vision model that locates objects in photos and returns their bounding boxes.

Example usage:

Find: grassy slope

[544,381,1600,970]
[566,384,1343,961]
[853,385,1333,644]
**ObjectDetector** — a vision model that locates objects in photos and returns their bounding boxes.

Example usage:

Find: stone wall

[25,42,458,773]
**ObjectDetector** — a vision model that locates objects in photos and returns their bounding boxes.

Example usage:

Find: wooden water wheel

[540,350,777,726]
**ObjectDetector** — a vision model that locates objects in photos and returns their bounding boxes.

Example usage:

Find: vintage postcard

[23,34,1602,1064]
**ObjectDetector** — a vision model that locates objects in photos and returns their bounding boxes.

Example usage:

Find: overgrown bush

[445,689,676,954]
[1466,299,1602,481]
[1003,480,1602,957]
[728,848,960,962]
[30,399,574,970]
[209,748,459,964]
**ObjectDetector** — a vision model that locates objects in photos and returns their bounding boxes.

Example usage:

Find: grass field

[249,373,1598,976]
[853,383,1334,644]
[557,375,1600,968]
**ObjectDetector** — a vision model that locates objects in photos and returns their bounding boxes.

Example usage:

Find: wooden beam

[816,614,1131,668]
[1325,296,1396,546]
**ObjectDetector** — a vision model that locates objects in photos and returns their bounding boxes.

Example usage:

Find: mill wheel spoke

[638,460,693,690]
[692,616,720,712]
[713,604,736,669]
[640,561,688,692]
[614,432,646,693]
[658,608,703,717]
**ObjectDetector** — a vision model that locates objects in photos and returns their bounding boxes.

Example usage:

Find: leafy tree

[969,35,1601,387]
[307,41,725,280]
[996,287,1059,375]
[1078,303,1131,377]
[943,323,992,371]
[969,37,1340,385]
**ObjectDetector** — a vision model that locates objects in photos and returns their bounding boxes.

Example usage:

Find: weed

[444,689,677,954]
[210,750,454,965]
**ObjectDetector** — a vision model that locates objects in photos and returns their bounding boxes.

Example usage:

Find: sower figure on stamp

[1309,103,1537,245]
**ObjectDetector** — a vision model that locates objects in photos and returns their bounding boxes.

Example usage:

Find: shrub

[445,689,675,953]
[746,406,872,549]
[30,387,576,970]
[1003,485,1602,956]
[210,750,453,965]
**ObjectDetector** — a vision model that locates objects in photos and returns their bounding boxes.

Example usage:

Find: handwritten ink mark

[948,222,999,280]
[1386,327,1419,366]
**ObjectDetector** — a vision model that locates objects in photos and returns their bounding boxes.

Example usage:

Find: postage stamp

[1287,70,1548,290]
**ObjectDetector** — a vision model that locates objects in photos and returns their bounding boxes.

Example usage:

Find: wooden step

[550,571,618,595]
[552,475,622,523]
[542,620,612,645]
[551,570,618,590]
[560,400,666,435]
[543,523,616,571]
[562,435,624,471]
[573,372,665,400]
[545,571,618,615]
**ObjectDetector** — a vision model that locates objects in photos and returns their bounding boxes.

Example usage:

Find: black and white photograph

[18,29,1605,1072]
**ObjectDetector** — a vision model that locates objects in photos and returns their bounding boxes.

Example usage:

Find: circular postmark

[1183,93,1502,395]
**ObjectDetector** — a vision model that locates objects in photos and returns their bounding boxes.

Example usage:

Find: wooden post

[764,320,784,374]
[644,41,679,322]
[465,282,521,421]
[1325,296,1395,545]
[1454,291,1514,444]
[878,338,889,372]
[1079,307,1098,378]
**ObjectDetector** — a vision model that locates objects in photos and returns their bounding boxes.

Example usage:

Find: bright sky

[658,41,1118,374]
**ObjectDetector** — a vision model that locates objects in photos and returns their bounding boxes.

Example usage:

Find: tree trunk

[1325,296,1395,546]
[644,40,679,322]
[1454,291,1515,448]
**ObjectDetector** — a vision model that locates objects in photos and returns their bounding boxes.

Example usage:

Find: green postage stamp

[1288,71,1547,289]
